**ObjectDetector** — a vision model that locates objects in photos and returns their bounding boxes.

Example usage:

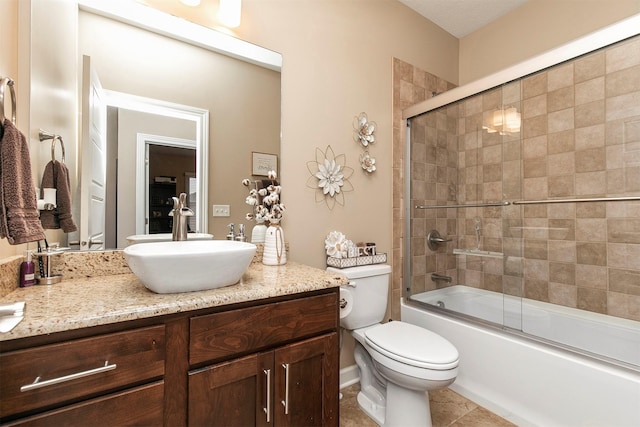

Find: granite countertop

[0,261,348,342]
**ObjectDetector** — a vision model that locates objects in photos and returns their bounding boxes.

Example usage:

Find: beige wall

[460,0,640,84]
[0,0,18,259]
[236,0,459,269]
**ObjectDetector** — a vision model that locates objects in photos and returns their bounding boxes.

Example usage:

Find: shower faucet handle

[427,230,452,251]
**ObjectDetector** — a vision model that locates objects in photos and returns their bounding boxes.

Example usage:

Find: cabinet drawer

[190,293,337,365]
[0,325,165,419]
[3,381,164,427]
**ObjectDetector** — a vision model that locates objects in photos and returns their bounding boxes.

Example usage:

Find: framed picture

[252,152,278,176]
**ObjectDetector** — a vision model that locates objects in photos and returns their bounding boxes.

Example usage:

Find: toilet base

[357,386,385,426]
[357,381,433,427]
[386,381,432,427]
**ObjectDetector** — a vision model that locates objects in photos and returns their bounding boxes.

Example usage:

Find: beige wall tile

[575,124,605,150]
[547,86,574,113]
[549,282,577,307]
[606,92,640,122]
[548,175,575,197]
[607,65,640,98]
[575,147,606,172]
[548,152,575,175]
[577,287,607,314]
[575,51,605,83]
[575,99,605,128]
[606,37,640,73]
[609,268,640,296]
[549,262,576,285]
[524,157,547,178]
[576,264,608,289]
[549,240,577,263]
[549,218,576,240]
[576,218,607,242]
[548,108,575,133]
[547,63,574,91]
[575,171,607,195]
[577,242,608,266]
[575,76,605,105]
[523,93,548,117]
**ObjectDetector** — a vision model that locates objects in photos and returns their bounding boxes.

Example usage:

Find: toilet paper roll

[339,288,353,319]
[43,188,57,205]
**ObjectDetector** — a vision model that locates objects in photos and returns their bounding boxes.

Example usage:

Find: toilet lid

[364,322,459,370]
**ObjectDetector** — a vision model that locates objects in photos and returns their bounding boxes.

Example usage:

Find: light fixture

[483,106,521,135]
[179,0,201,6]
[217,0,242,28]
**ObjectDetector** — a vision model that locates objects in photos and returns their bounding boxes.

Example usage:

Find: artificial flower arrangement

[325,230,387,268]
[325,230,356,259]
[242,170,285,224]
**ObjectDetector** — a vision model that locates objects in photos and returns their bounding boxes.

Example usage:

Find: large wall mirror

[27,0,282,250]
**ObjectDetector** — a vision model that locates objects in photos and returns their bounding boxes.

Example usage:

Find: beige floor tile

[339,384,515,427]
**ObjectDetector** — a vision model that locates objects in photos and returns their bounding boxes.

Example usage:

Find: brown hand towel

[0,119,46,244]
[40,160,77,233]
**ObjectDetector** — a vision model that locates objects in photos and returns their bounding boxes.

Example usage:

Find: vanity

[0,257,346,426]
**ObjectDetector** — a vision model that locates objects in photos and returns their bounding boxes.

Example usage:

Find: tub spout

[431,273,452,283]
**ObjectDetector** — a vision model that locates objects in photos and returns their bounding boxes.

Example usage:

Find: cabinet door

[274,333,339,427]
[188,352,273,427]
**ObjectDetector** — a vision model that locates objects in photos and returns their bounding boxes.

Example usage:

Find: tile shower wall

[407,35,640,322]
[392,58,456,320]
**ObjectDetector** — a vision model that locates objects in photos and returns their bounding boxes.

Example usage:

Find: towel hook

[38,130,66,163]
[0,76,17,124]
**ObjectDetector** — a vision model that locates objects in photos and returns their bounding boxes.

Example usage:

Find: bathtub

[402,286,640,427]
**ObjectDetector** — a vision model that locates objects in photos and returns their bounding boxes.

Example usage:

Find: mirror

[31,0,282,249]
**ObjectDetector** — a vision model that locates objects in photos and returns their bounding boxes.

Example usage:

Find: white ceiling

[398,0,529,38]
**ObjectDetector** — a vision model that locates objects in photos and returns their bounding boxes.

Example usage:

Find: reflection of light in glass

[483,106,521,135]
[179,0,201,6]
[218,0,242,28]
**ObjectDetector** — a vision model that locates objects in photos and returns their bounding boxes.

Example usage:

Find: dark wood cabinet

[188,333,337,427]
[0,289,339,427]
[188,292,339,426]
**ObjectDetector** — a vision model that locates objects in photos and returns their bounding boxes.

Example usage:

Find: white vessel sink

[123,240,256,293]
[126,233,214,245]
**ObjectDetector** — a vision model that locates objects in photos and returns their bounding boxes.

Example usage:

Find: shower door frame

[403,13,640,317]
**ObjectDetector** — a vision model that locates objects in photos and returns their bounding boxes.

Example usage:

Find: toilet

[328,264,459,427]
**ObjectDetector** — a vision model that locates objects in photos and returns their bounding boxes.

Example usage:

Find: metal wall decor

[306,145,354,210]
[353,112,377,174]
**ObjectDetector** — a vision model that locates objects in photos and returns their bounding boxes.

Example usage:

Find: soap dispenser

[20,250,35,287]
[235,224,247,242]
[226,223,235,240]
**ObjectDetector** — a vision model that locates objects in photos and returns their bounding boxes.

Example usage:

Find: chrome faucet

[169,193,194,241]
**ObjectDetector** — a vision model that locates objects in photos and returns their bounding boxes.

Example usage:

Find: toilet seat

[364,322,459,370]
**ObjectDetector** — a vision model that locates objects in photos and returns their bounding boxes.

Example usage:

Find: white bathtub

[402,286,640,427]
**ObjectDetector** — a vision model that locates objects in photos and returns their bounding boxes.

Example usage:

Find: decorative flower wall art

[353,112,377,174]
[353,112,376,147]
[306,145,354,210]
[359,151,376,173]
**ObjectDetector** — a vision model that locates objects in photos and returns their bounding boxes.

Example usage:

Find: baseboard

[340,364,359,389]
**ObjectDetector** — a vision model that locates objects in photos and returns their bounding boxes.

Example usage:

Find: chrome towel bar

[415,196,640,209]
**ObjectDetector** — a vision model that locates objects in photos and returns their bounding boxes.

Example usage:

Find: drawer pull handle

[281,363,290,415]
[20,361,117,392]
[263,369,271,423]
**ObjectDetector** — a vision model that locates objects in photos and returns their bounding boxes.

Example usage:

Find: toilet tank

[327,264,391,330]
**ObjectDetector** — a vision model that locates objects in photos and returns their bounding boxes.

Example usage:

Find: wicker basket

[326,253,387,269]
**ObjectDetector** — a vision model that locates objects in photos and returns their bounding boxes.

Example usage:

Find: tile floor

[339,384,515,427]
